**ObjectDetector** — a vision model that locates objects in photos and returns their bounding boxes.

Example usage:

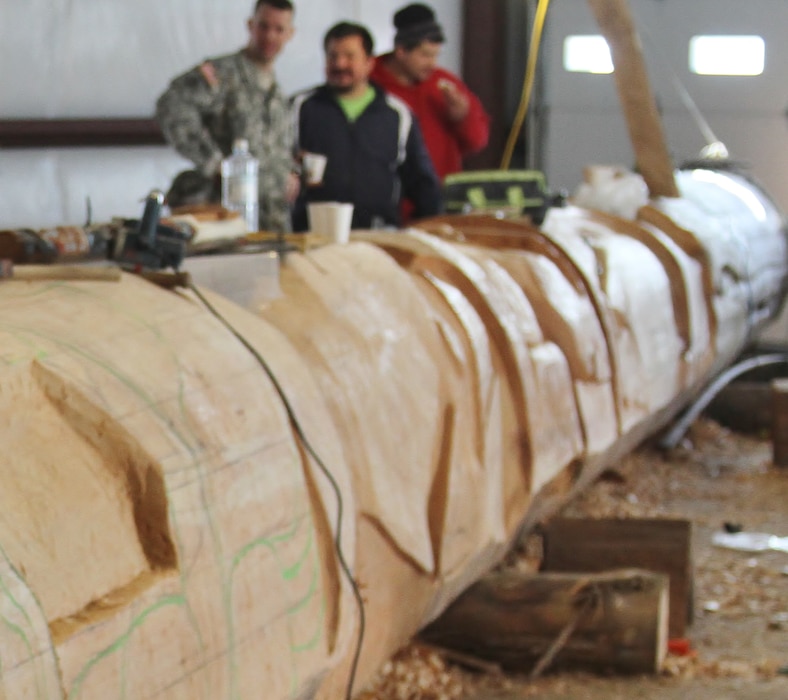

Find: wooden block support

[771,378,788,467]
[541,517,692,638]
[420,569,668,676]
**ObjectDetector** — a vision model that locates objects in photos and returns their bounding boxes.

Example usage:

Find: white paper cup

[308,202,354,244]
[302,152,327,186]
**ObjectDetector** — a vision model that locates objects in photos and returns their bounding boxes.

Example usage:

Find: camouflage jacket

[156,50,295,232]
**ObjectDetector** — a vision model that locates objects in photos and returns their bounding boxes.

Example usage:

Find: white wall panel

[543,0,788,214]
[0,0,462,118]
[543,110,631,192]
[0,0,463,228]
[0,148,191,229]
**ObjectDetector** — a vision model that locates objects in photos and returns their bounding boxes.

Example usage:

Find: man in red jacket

[371,3,489,187]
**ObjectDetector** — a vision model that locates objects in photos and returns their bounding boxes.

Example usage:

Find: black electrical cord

[186,280,366,700]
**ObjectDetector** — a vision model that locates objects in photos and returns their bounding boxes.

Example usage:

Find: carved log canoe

[0,165,785,699]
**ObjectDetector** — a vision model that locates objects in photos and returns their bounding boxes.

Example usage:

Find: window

[689,35,765,76]
[563,35,613,74]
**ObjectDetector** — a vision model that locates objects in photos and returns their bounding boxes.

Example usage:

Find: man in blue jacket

[291,21,443,231]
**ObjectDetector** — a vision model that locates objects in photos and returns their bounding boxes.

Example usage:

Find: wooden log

[419,569,669,676]
[0,273,362,699]
[541,517,693,637]
[0,162,784,698]
[0,2,785,695]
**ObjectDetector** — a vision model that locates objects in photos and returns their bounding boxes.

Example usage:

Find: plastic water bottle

[221,138,259,232]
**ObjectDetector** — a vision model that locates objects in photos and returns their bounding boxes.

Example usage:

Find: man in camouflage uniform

[156,0,298,232]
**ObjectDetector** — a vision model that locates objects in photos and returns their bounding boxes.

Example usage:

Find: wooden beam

[586,0,680,198]
[461,0,506,170]
[0,118,165,148]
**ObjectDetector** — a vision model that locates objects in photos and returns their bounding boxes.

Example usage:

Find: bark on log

[419,569,669,676]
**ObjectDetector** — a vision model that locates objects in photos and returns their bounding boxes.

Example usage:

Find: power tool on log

[108,189,191,271]
[0,190,192,272]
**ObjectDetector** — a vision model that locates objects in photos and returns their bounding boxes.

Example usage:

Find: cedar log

[0,166,784,697]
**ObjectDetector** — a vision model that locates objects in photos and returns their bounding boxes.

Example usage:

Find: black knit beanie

[393,3,445,47]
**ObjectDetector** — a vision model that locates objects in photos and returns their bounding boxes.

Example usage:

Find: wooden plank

[0,263,121,282]
[585,0,679,198]
[541,517,692,637]
[0,118,165,148]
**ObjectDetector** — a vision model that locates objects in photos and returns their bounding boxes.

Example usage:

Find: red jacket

[371,54,489,181]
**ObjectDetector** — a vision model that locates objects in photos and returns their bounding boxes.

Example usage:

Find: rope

[529,577,598,679]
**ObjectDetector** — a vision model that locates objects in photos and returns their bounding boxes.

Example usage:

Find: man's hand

[438,79,469,123]
[285,171,301,204]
